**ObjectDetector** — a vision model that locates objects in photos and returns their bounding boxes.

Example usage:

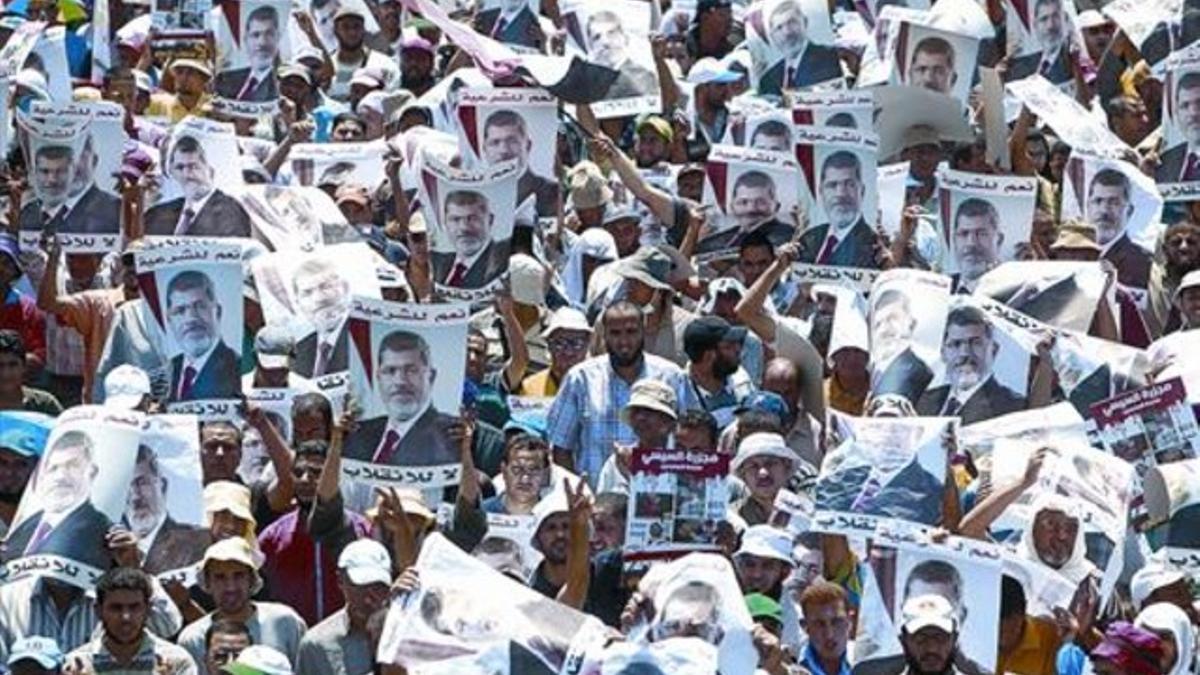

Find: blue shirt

[802,644,851,675]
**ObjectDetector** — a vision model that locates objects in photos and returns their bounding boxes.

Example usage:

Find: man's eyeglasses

[548,336,589,352]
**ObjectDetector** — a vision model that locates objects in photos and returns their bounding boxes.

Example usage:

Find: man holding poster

[797,152,877,268]
[145,135,253,238]
[165,270,240,402]
[916,305,1026,423]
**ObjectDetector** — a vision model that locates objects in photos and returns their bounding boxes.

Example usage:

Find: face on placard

[443,194,494,258]
[953,212,1002,280]
[482,120,529,166]
[769,1,808,59]
[167,285,220,359]
[170,147,215,203]
[294,264,351,334]
[1031,508,1079,568]
[1033,0,1064,49]
[750,128,791,154]
[245,13,281,71]
[909,45,955,94]
[1177,83,1200,145]
[1086,180,1132,246]
[377,345,435,422]
[731,181,779,229]
[37,437,95,514]
[588,16,627,68]
[34,150,73,207]
[941,321,996,391]
[871,297,914,362]
[126,456,167,537]
[820,163,864,230]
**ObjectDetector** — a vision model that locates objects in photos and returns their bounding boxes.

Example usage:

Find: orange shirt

[54,288,126,403]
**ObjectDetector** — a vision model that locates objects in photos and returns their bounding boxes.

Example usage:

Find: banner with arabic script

[623,448,730,572]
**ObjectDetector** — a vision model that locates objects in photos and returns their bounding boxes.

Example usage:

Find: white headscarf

[562,228,617,306]
[1136,602,1197,675]
[1019,493,1096,585]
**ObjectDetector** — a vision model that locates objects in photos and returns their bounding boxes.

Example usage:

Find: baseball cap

[745,593,784,625]
[509,253,546,305]
[334,4,367,21]
[102,364,151,409]
[731,432,796,475]
[735,391,792,427]
[636,114,673,143]
[901,594,957,634]
[1076,9,1110,28]
[603,204,642,227]
[621,378,679,424]
[686,57,741,85]
[400,35,436,55]
[735,525,794,565]
[683,315,736,358]
[350,68,384,89]
[337,539,393,586]
[335,183,372,208]
[614,246,674,291]
[203,537,260,572]
[277,64,311,85]
[170,58,213,79]
[1174,269,1200,304]
[254,324,295,370]
[221,645,293,675]
[0,411,53,458]
[7,637,65,670]
[543,307,592,337]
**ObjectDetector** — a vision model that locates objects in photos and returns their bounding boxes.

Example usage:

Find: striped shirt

[0,576,183,664]
[547,354,698,481]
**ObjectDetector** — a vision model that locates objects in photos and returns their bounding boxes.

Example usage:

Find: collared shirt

[179,339,219,398]
[801,644,851,675]
[374,400,432,462]
[65,630,197,674]
[177,602,308,675]
[0,575,183,664]
[546,354,698,480]
[295,609,373,675]
[688,367,755,429]
[178,188,216,233]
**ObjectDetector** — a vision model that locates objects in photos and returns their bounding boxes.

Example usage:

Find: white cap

[734,525,794,565]
[337,539,393,586]
[731,432,796,475]
[221,645,293,675]
[103,365,151,409]
[686,57,742,85]
[1131,563,1187,610]
[542,307,592,337]
[901,594,957,634]
[509,253,545,305]
[7,637,64,669]
[1175,270,1200,304]
[1076,9,1109,28]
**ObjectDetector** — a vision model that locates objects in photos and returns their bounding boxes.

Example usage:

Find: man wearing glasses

[513,307,593,397]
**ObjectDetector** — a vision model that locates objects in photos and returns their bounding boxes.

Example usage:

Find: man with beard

[291,258,352,378]
[430,189,511,289]
[683,316,755,428]
[480,110,559,218]
[21,136,121,235]
[63,567,197,673]
[126,444,209,575]
[164,271,240,402]
[948,198,1003,294]
[548,301,696,479]
[1088,168,1152,289]
[145,135,252,237]
[296,539,392,675]
[797,151,878,268]
[19,145,75,234]
[1006,0,1071,83]
[343,330,459,466]
[897,594,968,675]
[1159,74,1200,182]
[696,171,795,253]
[327,6,399,102]
[916,305,1026,423]
[749,119,793,153]
[757,0,842,95]
[214,5,281,101]
[586,11,657,98]
[870,289,933,403]
[1149,221,1200,334]
[0,431,113,570]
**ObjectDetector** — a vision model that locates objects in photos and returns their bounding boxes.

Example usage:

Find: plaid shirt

[547,354,698,480]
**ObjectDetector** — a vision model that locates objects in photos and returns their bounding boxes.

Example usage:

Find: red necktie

[816,235,838,264]
[373,429,401,464]
[238,75,259,100]
[180,365,197,400]
[175,208,196,236]
[314,342,333,377]
[1185,154,1200,182]
[447,262,468,287]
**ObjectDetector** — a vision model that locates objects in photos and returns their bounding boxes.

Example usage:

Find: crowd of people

[0,0,1199,672]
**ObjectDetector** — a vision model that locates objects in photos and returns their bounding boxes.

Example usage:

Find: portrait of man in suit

[696,170,795,253]
[1088,168,1152,288]
[870,288,933,402]
[950,198,1003,294]
[749,119,792,153]
[60,135,122,234]
[164,270,241,402]
[481,109,558,217]
[586,11,656,98]
[1006,0,1071,83]
[916,304,1026,423]
[291,257,352,377]
[478,0,540,49]
[126,444,209,575]
[797,151,878,268]
[20,144,74,233]
[214,4,281,102]
[816,421,944,524]
[344,330,458,466]
[757,0,842,95]
[432,189,511,289]
[0,430,114,572]
[907,35,957,95]
[21,136,121,235]
[1158,72,1200,183]
[145,135,253,237]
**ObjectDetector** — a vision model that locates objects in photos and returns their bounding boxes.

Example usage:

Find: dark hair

[484,109,527,138]
[943,304,992,341]
[0,330,25,360]
[904,559,963,604]
[166,269,216,306]
[333,112,366,129]
[732,170,776,196]
[912,36,955,69]
[953,197,999,232]
[171,135,206,164]
[201,420,244,445]
[204,619,253,648]
[135,444,162,478]
[739,230,775,256]
[751,120,791,144]
[378,330,431,366]
[820,150,862,183]
[736,409,784,438]
[1000,575,1027,619]
[96,566,153,606]
[246,3,278,26]
[677,409,719,448]
[35,144,73,163]
[602,300,645,329]
[593,492,628,519]
[291,392,333,433]
[1090,167,1131,202]
[503,433,551,466]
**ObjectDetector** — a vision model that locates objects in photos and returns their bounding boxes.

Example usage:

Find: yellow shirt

[825,376,866,416]
[515,368,560,398]
[997,616,1062,675]
[147,92,212,123]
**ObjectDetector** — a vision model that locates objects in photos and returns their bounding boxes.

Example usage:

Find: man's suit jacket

[1066,365,1111,418]
[478,7,540,49]
[168,340,242,402]
[1157,143,1195,184]
[1167,503,1200,549]
[143,517,211,575]
[796,218,879,268]
[1006,45,1071,84]
[293,327,350,378]
[145,190,253,238]
[20,186,122,235]
[1104,233,1153,289]
[342,408,460,466]
[816,460,944,524]
[605,62,657,99]
[695,218,796,254]
[757,43,843,96]
[431,239,511,289]
[1,502,114,571]
[214,68,279,102]
[873,347,933,403]
[915,375,1027,425]
[518,170,559,217]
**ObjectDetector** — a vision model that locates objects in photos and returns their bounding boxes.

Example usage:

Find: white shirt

[177,188,216,234]
[136,513,168,555]
[372,400,432,462]
[946,375,988,413]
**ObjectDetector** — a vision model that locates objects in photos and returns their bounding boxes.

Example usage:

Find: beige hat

[408,211,428,235]
[568,161,613,211]
[901,124,941,151]
[509,253,546,305]
[170,58,213,79]
[1050,219,1101,253]
[366,487,435,525]
[1175,269,1200,305]
[201,538,264,594]
[620,378,678,424]
[204,481,256,526]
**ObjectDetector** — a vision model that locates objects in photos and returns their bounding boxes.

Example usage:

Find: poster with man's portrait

[1003,0,1084,86]
[1157,50,1200,191]
[212,0,290,117]
[250,242,383,379]
[868,269,951,404]
[152,0,213,34]
[146,118,251,238]
[791,91,874,129]
[725,111,795,153]
[136,241,245,407]
[792,126,880,269]
[242,387,298,484]
[696,144,805,256]
[0,406,143,588]
[745,0,842,95]
[238,185,351,251]
[420,156,522,299]
[892,22,979,102]
[134,414,208,578]
[475,0,543,50]
[975,261,1109,334]
[342,297,470,489]
[306,0,380,52]
[813,416,954,537]
[1144,459,1200,571]
[1005,76,1128,156]
[1091,377,1199,477]
[936,168,1037,292]
[561,0,660,117]
[289,140,389,191]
